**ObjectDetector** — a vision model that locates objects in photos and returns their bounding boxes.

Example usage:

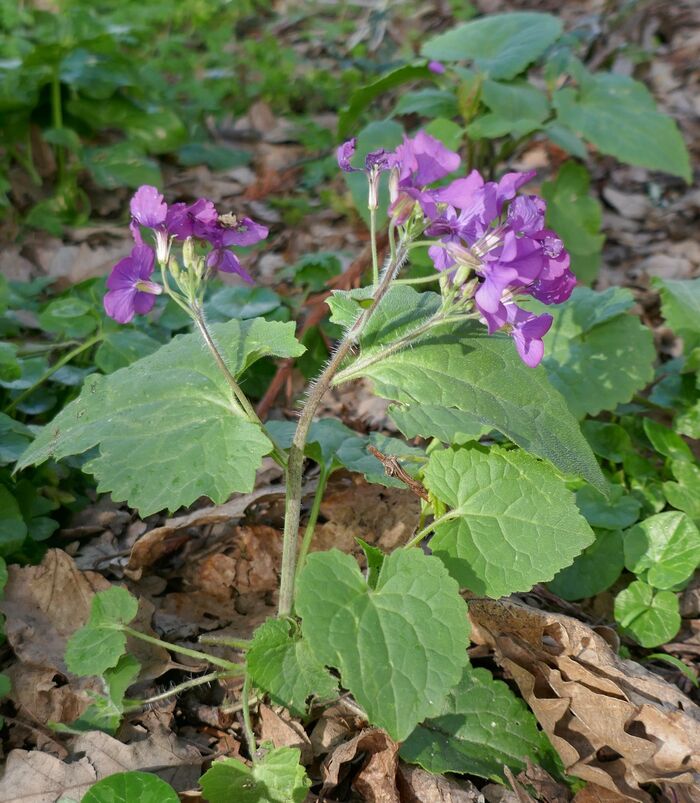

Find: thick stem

[122,626,244,673]
[277,239,410,617]
[294,468,330,585]
[241,673,257,759]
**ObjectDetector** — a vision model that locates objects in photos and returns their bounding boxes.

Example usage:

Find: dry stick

[277,237,409,617]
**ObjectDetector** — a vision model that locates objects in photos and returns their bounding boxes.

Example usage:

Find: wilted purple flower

[428,60,445,74]
[104,245,162,324]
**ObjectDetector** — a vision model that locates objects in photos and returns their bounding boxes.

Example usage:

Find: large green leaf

[425,447,594,596]
[200,748,310,803]
[553,72,691,181]
[296,549,469,741]
[623,512,700,590]
[247,618,338,718]
[467,79,550,140]
[540,286,655,418]
[389,403,489,444]
[401,666,552,782]
[422,12,562,80]
[17,319,304,515]
[343,287,604,490]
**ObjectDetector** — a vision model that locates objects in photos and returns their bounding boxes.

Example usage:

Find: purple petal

[132,291,158,315]
[496,171,536,209]
[394,130,460,187]
[432,170,484,207]
[428,60,446,74]
[337,138,358,172]
[130,185,167,229]
[166,198,218,240]
[507,195,546,235]
[217,217,269,247]
[104,287,137,324]
[507,305,553,367]
[208,249,254,284]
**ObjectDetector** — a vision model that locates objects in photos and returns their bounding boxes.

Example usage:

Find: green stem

[294,468,330,585]
[122,626,244,673]
[125,670,227,708]
[277,237,410,617]
[191,303,288,467]
[394,274,440,285]
[369,207,379,285]
[198,634,251,650]
[4,332,103,414]
[51,70,65,184]
[11,143,41,186]
[404,510,460,549]
[241,673,257,759]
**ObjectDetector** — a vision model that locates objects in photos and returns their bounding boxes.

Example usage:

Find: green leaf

[653,277,700,351]
[540,286,655,418]
[65,587,139,677]
[0,673,10,728]
[389,403,489,444]
[0,484,27,556]
[338,64,432,139]
[553,73,691,181]
[467,113,542,140]
[247,618,338,718]
[576,485,641,530]
[663,460,700,519]
[548,529,624,601]
[94,331,161,373]
[208,287,282,321]
[0,413,37,466]
[348,287,605,491]
[177,142,251,170]
[425,447,594,597]
[70,654,141,733]
[394,89,458,119]
[344,120,404,225]
[82,772,179,803]
[614,580,680,648]
[581,421,631,463]
[17,319,304,516]
[200,748,310,803]
[541,163,603,283]
[38,297,97,338]
[326,286,376,328]
[83,143,162,190]
[543,122,587,159]
[467,79,550,139]
[297,549,469,741]
[401,666,552,782]
[645,654,699,687]
[423,118,464,151]
[624,512,700,590]
[643,419,693,463]
[357,538,385,589]
[422,12,563,80]
[0,342,20,382]
[0,557,7,594]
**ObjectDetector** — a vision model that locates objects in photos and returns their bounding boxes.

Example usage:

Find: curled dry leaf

[322,728,400,803]
[258,704,313,765]
[469,597,700,801]
[397,763,485,803]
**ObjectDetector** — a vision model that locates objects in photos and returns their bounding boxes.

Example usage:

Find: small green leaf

[401,666,553,783]
[0,342,20,382]
[643,419,694,463]
[177,142,251,170]
[624,512,700,590]
[663,460,700,519]
[84,144,162,189]
[82,772,179,803]
[581,421,632,463]
[553,72,691,181]
[70,654,141,733]
[247,619,338,718]
[0,484,27,556]
[18,319,304,516]
[297,549,469,741]
[425,447,594,597]
[208,286,282,321]
[423,118,464,151]
[645,654,699,687]
[614,580,680,648]
[653,277,700,351]
[200,748,310,803]
[356,538,385,589]
[422,12,562,80]
[548,529,624,601]
[540,286,655,418]
[576,485,641,530]
[38,297,97,338]
[65,587,138,677]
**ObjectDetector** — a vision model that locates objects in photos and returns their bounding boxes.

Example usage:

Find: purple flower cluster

[337,131,575,367]
[104,186,268,324]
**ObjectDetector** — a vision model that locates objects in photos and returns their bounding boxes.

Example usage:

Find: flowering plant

[19,130,607,797]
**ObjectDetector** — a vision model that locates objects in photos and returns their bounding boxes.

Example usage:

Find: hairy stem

[241,673,257,759]
[277,238,410,617]
[198,634,251,650]
[125,670,227,708]
[122,626,244,673]
[294,468,330,585]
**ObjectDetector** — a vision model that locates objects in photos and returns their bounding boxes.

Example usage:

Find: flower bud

[182,237,196,271]
[168,255,180,281]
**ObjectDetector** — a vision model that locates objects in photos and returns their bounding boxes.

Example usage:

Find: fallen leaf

[322,728,399,802]
[397,763,485,802]
[258,704,313,765]
[573,783,632,803]
[469,597,700,801]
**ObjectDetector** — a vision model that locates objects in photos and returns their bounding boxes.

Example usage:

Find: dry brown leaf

[322,728,399,802]
[309,700,362,757]
[397,763,485,802]
[469,597,700,801]
[572,784,633,803]
[258,704,313,765]
[126,484,282,576]
[0,750,97,803]
[517,762,570,803]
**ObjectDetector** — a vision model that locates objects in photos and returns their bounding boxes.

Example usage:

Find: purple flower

[393,130,460,188]
[337,138,358,172]
[104,245,162,324]
[504,304,553,368]
[206,249,254,284]
[166,198,218,240]
[215,215,269,247]
[428,60,446,74]
[130,185,167,228]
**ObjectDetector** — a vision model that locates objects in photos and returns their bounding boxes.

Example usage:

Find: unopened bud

[168,255,180,281]
[388,167,399,205]
[155,230,171,266]
[182,237,196,270]
[367,169,380,212]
